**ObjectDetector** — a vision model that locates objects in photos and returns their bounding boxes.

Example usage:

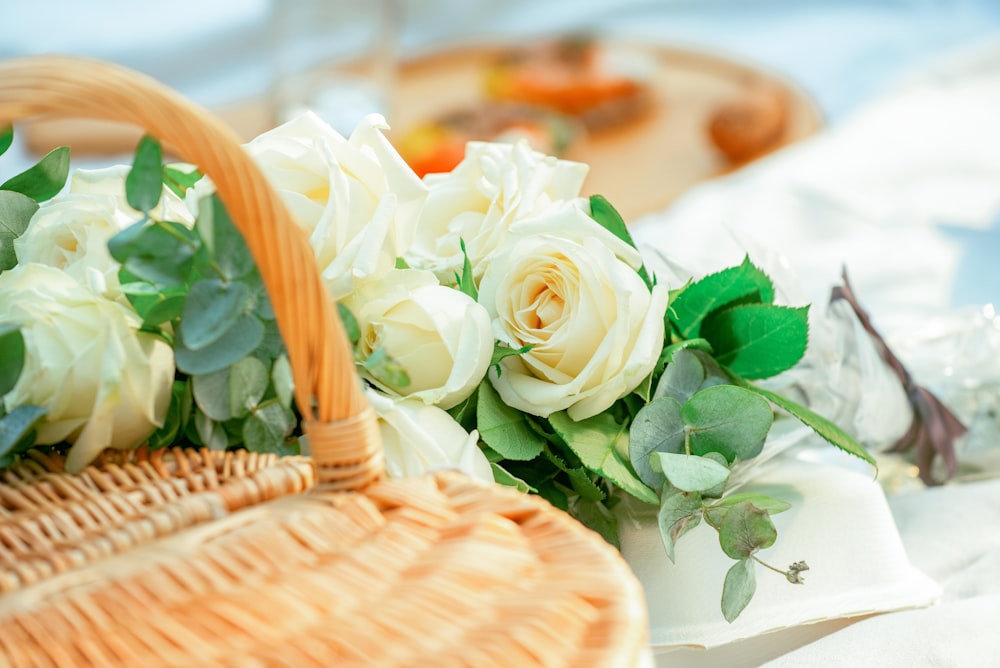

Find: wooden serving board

[21,42,822,221]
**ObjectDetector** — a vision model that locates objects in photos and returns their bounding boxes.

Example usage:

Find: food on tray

[396,102,581,177]
[706,84,790,164]
[484,35,655,132]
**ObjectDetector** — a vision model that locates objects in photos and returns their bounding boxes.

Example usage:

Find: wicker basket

[0,56,649,666]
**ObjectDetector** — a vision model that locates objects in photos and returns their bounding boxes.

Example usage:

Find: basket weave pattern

[0,56,649,667]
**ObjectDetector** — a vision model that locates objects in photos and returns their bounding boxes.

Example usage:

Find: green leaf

[654,347,707,403]
[588,194,652,288]
[243,401,298,455]
[652,452,731,493]
[192,368,232,421]
[657,489,703,562]
[705,493,792,528]
[702,304,809,379]
[362,347,411,389]
[629,396,685,489]
[570,496,620,547]
[229,356,269,419]
[163,165,202,198]
[683,385,773,463]
[126,135,164,213]
[0,190,39,270]
[718,501,777,560]
[0,324,25,396]
[735,379,877,469]
[194,409,228,450]
[722,558,757,623]
[272,354,294,409]
[477,381,545,460]
[180,278,252,351]
[195,195,255,280]
[0,125,12,157]
[337,303,361,344]
[549,410,659,505]
[108,220,199,286]
[174,312,265,375]
[1,146,70,203]
[148,380,191,449]
[491,341,533,370]
[490,462,535,493]
[668,257,775,339]
[455,238,477,299]
[0,404,48,464]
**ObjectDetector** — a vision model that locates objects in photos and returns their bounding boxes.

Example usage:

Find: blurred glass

[269,0,401,135]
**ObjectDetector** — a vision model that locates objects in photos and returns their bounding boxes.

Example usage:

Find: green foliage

[668,256,775,339]
[0,125,12,157]
[163,165,202,198]
[722,558,757,623]
[455,238,477,299]
[657,489,703,562]
[477,381,545,460]
[0,190,39,271]
[0,405,48,467]
[1,146,70,203]
[126,135,164,213]
[702,304,809,379]
[588,194,652,288]
[0,324,25,396]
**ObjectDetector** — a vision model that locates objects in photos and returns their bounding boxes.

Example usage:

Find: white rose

[365,388,494,484]
[15,166,194,298]
[70,165,194,225]
[14,192,134,296]
[245,111,427,300]
[344,269,493,409]
[404,140,589,283]
[0,264,175,473]
[478,202,669,420]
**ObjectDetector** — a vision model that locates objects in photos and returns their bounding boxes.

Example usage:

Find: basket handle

[0,55,381,489]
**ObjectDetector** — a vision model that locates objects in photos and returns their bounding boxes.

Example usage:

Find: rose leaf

[125,135,164,214]
[0,125,12,157]
[477,381,545,461]
[668,256,775,338]
[701,303,809,379]
[0,190,39,270]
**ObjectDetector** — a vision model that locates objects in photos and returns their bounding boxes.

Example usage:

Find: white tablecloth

[4,3,1000,665]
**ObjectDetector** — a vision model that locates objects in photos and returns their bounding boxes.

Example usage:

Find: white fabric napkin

[618,429,941,668]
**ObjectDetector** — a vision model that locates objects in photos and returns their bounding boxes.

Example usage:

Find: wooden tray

[21,42,822,221]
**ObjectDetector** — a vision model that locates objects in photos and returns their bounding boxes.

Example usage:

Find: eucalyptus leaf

[736,379,878,468]
[629,396,684,489]
[243,401,297,454]
[549,410,659,505]
[163,165,202,197]
[654,348,707,403]
[705,493,792,527]
[229,356,269,419]
[0,190,39,270]
[722,558,757,623]
[0,324,24,396]
[657,489,703,562]
[668,256,775,339]
[109,220,199,286]
[194,409,228,450]
[126,135,164,213]
[718,501,777,560]
[702,304,809,379]
[0,125,12,157]
[0,146,70,202]
[652,452,731,493]
[0,404,47,463]
[180,278,252,351]
[192,368,232,422]
[477,381,545,460]
[174,312,265,375]
[272,354,294,409]
[683,385,773,463]
[195,195,255,280]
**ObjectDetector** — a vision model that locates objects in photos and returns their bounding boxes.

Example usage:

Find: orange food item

[707,86,790,164]
[485,36,654,132]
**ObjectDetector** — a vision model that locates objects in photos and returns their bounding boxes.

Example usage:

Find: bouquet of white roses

[0,111,875,621]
